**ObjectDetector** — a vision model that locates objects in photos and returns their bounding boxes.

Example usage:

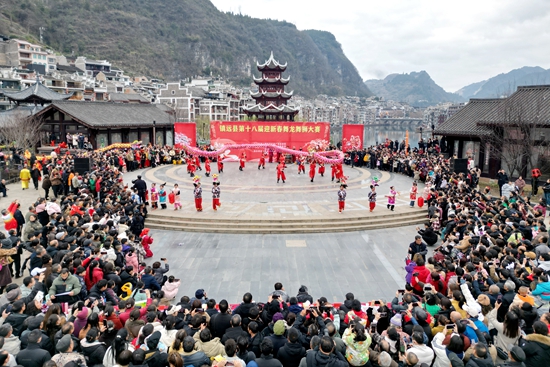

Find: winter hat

[272,312,284,323]
[415,308,428,322]
[166,305,182,316]
[195,289,205,299]
[57,334,73,353]
[299,285,308,293]
[6,288,21,302]
[273,320,285,336]
[76,308,90,320]
[27,315,45,331]
[146,331,162,350]
[55,232,65,240]
[510,346,526,362]
[390,313,402,327]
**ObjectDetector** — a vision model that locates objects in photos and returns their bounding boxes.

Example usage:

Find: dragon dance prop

[182,143,344,164]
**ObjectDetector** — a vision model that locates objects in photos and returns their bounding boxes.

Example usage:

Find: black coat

[277,341,306,367]
[5,312,28,336]
[182,351,210,367]
[419,227,438,246]
[81,340,107,366]
[305,349,348,367]
[268,334,287,358]
[16,343,51,367]
[521,333,550,367]
[221,326,249,345]
[210,312,232,339]
[256,354,283,367]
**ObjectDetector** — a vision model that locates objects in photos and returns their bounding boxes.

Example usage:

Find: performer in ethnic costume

[212,174,221,211]
[159,183,167,209]
[239,152,246,171]
[409,181,418,207]
[195,155,202,171]
[193,176,203,212]
[318,162,325,177]
[140,228,154,258]
[309,161,316,183]
[277,162,286,183]
[386,186,397,211]
[2,200,19,233]
[172,183,182,211]
[368,185,377,212]
[338,184,347,213]
[150,183,159,210]
[336,162,344,183]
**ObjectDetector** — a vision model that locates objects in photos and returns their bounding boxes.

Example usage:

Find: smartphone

[412,302,419,308]
[398,289,405,294]
[196,309,204,313]
[379,312,387,317]
[445,324,454,330]
[497,294,503,303]
[6,304,12,313]
[161,258,166,261]
[374,301,381,305]
[370,324,377,333]
[400,344,406,353]
[201,304,207,310]
[103,320,108,327]
[272,294,280,299]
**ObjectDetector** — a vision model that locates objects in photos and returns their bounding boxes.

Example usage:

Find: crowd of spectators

[0,141,549,367]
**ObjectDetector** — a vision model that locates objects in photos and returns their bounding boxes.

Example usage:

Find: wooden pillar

[107,129,112,145]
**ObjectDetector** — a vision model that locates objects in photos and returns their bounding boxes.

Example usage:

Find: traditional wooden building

[435,85,550,178]
[35,101,174,148]
[244,52,299,121]
[3,78,73,106]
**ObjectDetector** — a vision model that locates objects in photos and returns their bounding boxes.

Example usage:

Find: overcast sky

[210,0,550,92]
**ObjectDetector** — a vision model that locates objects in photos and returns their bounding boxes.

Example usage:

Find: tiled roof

[37,101,173,128]
[3,80,73,101]
[257,51,287,71]
[477,85,550,126]
[434,99,502,137]
[109,93,149,103]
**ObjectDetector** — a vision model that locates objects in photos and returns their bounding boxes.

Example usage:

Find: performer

[268,149,274,163]
[331,163,337,182]
[409,181,418,207]
[193,177,203,212]
[239,152,246,171]
[195,155,202,171]
[159,183,167,209]
[297,157,305,174]
[309,161,316,183]
[217,155,224,173]
[150,182,159,210]
[204,158,211,177]
[368,185,377,212]
[277,161,286,183]
[338,184,347,213]
[386,186,397,211]
[336,162,344,183]
[318,162,325,177]
[172,183,182,211]
[212,174,221,211]
[2,200,19,233]
[19,164,31,190]
[258,153,266,170]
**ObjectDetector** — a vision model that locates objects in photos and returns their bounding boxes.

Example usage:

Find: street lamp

[153,120,156,146]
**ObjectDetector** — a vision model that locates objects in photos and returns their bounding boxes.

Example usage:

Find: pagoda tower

[244,52,299,121]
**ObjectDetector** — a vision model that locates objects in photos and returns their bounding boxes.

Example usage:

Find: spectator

[15,329,51,367]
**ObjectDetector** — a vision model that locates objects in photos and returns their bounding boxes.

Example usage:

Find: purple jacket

[405,261,417,284]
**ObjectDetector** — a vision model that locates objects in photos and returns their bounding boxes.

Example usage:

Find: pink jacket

[125,252,139,271]
[161,280,180,300]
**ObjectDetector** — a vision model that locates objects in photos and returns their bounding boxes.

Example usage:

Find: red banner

[210,121,330,160]
[174,122,196,148]
[342,124,364,152]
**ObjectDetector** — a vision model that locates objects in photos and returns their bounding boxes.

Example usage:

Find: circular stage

[144,162,426,233]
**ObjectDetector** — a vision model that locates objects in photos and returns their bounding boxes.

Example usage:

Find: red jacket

[85,267,104,290]
[411,265,431,291]
[344,309,368,324]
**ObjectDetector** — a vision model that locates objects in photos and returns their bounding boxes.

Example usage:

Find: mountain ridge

[365,71,464,106]
[0,0,371,99]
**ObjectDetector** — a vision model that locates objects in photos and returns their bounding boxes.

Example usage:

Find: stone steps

[145,210,427,234]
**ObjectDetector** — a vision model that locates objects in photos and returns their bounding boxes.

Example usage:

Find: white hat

[31,268,47,277]
[166,305,182,316]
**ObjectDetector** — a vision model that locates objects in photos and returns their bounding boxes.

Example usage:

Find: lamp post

[153,120,156,146]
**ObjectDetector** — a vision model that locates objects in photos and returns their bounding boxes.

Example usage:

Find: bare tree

[0,110,44,151]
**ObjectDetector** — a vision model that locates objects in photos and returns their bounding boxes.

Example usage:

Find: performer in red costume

[217,155,224,173]
[277,162,286,183]
[318,162,325,177]
[212,174,221,211]
[204,158,211,177]
[336,163,344,183]
[331,163,337,182]
[140,228,154,258]
[297,156,306,174]
[309,161,316,183]
[194,155,202,171]
[239,152,246,171]
[258,153,266,170]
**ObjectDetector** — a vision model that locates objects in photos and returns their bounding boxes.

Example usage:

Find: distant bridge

[368,118,424,126]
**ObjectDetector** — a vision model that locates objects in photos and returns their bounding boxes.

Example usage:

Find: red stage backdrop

[174,122,196,148]
[342,124,364,152]
[210,121,330,160]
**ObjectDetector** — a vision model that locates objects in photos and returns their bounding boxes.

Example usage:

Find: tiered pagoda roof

[244,52,299,121]
[3,77,73,106]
